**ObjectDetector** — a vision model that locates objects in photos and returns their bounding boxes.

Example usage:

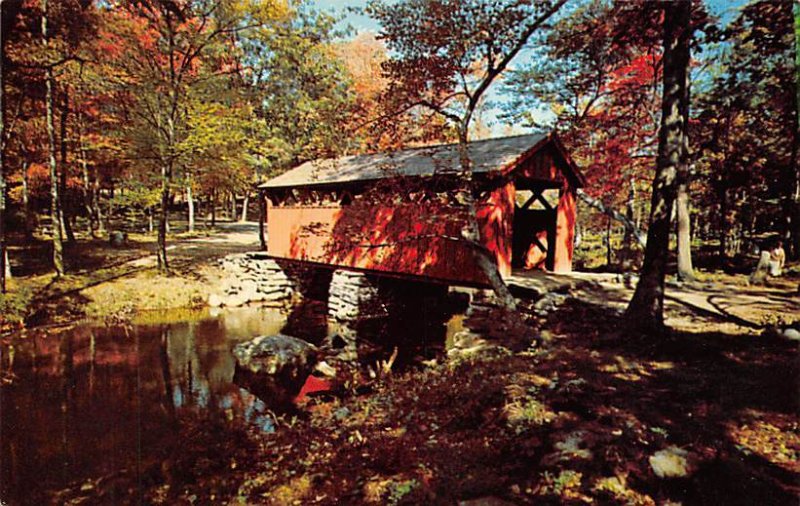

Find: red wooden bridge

[260,132,585,287]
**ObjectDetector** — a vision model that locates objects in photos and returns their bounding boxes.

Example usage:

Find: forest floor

[118,269,797,506]
[2,227,799,505]
[0,221,259,333]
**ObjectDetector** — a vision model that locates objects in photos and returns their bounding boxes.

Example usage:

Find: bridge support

[326,269,386,360]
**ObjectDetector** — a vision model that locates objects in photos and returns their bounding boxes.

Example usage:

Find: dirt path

[509,270,799,333]
[127,221,261,268]
[2,222,264,332]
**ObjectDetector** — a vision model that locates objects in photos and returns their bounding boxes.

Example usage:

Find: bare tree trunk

[675,181,695,281]
[94,177,104,235]
[211,190,216,227]
[59,89,75,243]
[230,191,236,221]
[22,158,33,240]
[186,182,194,233]
[455,126,517,310]
[157,162,171,272]
[240,191,249,222]
[717,180,727,264]
[43,0,64,276]
[675,58,695,281]
[577,189,646,247]
[107,183,114,232]
[606,215,613,268]
[0,12,6,293]
[78,115,96,237]
[625,0,690,331]
[148,207,154,234]
[258,191,266,251]
[620,178,637,269]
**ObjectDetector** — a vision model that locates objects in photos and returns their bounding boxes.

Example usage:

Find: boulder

[233,334,318,405]
[208,293,223,308]
[782,327,800,341]
[109,230,128,247]
[649,446,695,478]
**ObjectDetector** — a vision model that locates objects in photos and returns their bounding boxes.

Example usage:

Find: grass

[0,220,241,333]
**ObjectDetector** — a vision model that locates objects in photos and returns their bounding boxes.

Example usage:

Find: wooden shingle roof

[260,132,583,190]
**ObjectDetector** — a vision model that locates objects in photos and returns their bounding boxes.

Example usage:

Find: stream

[0,301,463,504]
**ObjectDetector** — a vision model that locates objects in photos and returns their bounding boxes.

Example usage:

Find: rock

[649,446,694,478]
[109,230,128,247]
[782,328,800,341]
[208,293,223,307]
[233,334,318,405]
[314,360,338,378]
[210,254,296,308]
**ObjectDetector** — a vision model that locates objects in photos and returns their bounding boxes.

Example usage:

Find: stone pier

[209,253,297,308]
[325,269,386,359]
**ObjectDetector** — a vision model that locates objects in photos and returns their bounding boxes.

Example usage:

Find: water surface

[0,307,292,504]
[0,297,460,504]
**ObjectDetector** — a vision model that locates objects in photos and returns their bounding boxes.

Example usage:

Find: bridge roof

[260,132,583,190]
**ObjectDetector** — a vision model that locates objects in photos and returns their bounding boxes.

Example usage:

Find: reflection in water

[0,296,463,504]
[0,307,288,505]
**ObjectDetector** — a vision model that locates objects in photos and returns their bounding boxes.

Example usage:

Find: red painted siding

[265,139,579,285]
[267,183,513,285]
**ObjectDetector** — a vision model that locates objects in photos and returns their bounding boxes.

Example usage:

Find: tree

[239,2,358,176]
[503,0,661,264]
[625,0,691,330]
[692,0,796,263]
[335,31,454,152]
[0,0,6,292]
[42,0,64,276]
[114,0,286,272]
[365,0,567,310]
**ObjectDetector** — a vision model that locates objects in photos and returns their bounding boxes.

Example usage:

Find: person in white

[769,240,785,277]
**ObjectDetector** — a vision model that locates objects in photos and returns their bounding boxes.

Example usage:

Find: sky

[310,0,751,137]
[311,0,378,34]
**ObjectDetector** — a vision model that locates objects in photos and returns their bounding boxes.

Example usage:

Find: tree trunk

[186,182,194,232]
[717,180,727,264]
[577,189,646,247]
[620,178,637,269]
[606,215,613,268]
[230,191,236,221]
[78,116,96,237]
[211,190,216,227]
[43,0,64,276]
[675,181,695,281]
[107,183,114,232]
[456,126,517,310]
[22,158,33,240]
[157,163,171,272]
[240,192,249,222]
[787,1,800,259]
[0,10,6,293]
[675,53,695,281]
[94,177,104,234]
[258,191,267,251]
[625,0,691,331]
[59,89,75,243]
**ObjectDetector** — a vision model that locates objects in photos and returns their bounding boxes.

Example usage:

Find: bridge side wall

[265,182,514,286]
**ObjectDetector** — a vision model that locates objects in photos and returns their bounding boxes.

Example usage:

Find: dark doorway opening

[511,185,560,271]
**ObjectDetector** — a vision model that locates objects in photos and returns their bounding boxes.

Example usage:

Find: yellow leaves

[593,475,655,506]
[266,474,312,505]
[727,414,800,473]
[227,0,291,24]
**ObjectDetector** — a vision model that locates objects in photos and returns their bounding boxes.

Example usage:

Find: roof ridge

[333,131,547,163]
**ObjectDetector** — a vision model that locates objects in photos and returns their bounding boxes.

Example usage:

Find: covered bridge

[260,132,585,287]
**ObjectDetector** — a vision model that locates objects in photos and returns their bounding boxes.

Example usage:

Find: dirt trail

[509,270,799,333]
